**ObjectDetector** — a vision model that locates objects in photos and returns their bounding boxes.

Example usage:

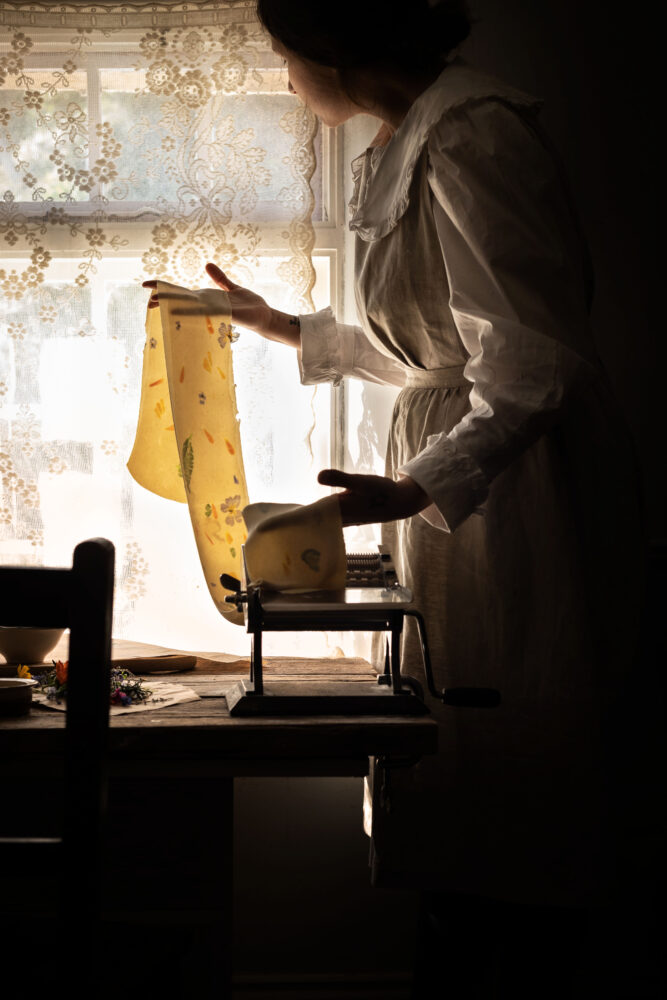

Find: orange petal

[55,659,68,684]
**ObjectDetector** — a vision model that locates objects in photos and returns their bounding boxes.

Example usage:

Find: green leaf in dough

[301,548,321,572]
[181,435,194,492]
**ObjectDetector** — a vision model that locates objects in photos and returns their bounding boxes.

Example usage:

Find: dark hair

[256,0,471,74]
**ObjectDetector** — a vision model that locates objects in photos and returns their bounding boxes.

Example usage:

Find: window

[0,6,347,655]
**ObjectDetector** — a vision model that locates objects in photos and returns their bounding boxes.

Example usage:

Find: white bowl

[0,627,65,665]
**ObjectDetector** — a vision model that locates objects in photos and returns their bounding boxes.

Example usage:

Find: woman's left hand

[318,469,431,526]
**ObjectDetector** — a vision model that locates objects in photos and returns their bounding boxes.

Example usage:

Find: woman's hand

[141,262,301,349]
[202,263,274,334]
[318,469,431,526]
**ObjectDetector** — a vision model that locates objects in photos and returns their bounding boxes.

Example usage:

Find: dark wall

[462,0,663,535]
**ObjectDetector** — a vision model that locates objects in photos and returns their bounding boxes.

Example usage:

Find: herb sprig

[32,660,152,706]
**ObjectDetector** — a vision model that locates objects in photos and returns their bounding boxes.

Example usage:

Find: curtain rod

[0,1,257,30]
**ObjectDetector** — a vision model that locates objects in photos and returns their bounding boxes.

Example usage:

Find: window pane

[0,255,332,653]
[99,71,323,220]
[0,70,89,201]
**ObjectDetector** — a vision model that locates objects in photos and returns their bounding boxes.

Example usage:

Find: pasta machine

[221,546,500,717]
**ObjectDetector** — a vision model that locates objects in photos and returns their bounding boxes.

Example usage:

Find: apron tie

[404,365,469,388]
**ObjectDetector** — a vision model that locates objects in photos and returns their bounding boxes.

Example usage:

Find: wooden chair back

[0,537,115,924]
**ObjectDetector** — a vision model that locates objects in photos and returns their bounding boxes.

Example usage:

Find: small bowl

[0,627,65,665]
[0,677,38,716]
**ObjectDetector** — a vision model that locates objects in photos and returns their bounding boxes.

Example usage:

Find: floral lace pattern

[0,4,319,648]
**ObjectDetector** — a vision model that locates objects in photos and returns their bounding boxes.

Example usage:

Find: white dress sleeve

[298,307,408,388]
[399,100,598,532]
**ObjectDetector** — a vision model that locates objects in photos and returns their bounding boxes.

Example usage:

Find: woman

[147,0,643,993]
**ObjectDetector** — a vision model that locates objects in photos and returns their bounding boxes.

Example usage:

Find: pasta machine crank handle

[404,609,501,708]
[221,573,246,614]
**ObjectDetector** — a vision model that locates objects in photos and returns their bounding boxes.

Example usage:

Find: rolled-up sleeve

[400,101,597,532]
[299,307,408,388]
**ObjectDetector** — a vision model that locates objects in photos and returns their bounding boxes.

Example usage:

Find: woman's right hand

[142,262,301,349]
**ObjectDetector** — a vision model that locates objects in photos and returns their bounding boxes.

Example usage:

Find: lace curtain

[0,1,333,654]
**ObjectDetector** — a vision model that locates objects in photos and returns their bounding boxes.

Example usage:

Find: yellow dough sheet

[128,281,346,619]
[243,497,346,592]
[128,280,249,619]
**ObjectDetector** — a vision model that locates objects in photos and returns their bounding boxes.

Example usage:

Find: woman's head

[258,0,471,125]
[257,0,470,72]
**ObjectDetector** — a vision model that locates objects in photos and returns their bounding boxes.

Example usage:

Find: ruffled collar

[348,58,543,242]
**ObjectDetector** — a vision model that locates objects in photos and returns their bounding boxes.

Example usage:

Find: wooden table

[0,641,437,998]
